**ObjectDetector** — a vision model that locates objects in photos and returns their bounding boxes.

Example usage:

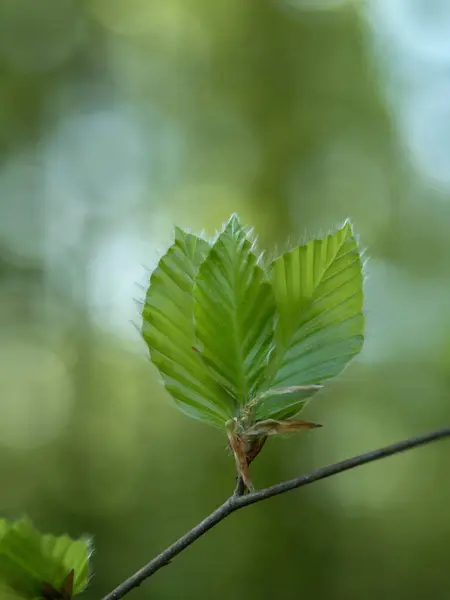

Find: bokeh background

[1,0,450,598]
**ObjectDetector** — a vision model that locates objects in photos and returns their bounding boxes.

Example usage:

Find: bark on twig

[102,427,450,600]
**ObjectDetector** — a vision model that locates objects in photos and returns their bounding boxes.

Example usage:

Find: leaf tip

[174,225,186,241]
[224,212,242,232]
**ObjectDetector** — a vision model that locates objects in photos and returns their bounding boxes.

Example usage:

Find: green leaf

[254,385,323,421]
[0,582,31,600]
[193,214,276,405]
[142,228,235,428]
[264,221,364,419]
[0,517,91,599]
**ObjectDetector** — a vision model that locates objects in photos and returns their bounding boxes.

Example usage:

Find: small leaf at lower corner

[0,518,92,599]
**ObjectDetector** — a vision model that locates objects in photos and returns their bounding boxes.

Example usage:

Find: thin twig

[233,476,247,497]
[102,426,450,600]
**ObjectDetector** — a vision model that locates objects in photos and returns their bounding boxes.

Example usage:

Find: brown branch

[102,426,450,600]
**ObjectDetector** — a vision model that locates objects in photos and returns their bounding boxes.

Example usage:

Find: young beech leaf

[0,517,91,599]
[246,418,322,437]
[0,582,32,600]
[262,220,364,420]
[253,385,323,421]
[42,569,73,600]
[193,214,276,405]
[142,228,235,428]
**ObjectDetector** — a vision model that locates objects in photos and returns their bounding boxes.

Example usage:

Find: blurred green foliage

[0,517,90,599]
[1,0,450,599]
